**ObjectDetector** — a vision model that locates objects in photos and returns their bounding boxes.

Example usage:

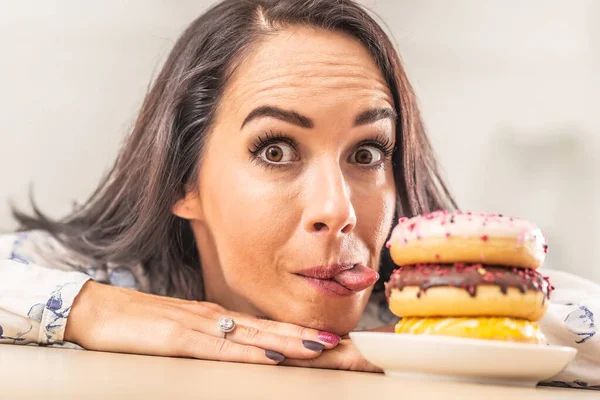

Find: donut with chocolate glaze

[385,264,553,321]
[386,211,547,269]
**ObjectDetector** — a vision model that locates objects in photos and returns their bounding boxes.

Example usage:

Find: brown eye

[355,149,373,164]
[265,146,283,162]
[259,143,297,163]
[352,146,382,165]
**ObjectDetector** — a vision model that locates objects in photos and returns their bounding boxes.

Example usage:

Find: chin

[272,302,364,336]
[310,317,360,337]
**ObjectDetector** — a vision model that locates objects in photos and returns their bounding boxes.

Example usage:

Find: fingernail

[318,331,341,345]
[302,340,325,352]
[265,350,285,362]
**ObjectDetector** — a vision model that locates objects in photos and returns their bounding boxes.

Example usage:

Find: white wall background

[1,1,598,282]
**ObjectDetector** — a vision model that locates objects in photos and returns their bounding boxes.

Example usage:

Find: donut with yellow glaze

[394,317,547,344]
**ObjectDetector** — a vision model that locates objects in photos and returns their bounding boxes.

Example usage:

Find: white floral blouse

[1,230,598,389]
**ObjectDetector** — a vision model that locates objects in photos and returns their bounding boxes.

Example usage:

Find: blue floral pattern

[0,324,28,343]
[0,232,91,346]
[565,305,596,344]
[40,282,78,344]
[9,232,30,265]
[27,303,45,322]
[0,308,36,345]
[109,266,139,289]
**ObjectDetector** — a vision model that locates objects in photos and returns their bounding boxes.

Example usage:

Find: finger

[282,341,382,373]
[160,297,228,314]
[283,354,381,372]
[174,329,284,365]
[195,301,227,313]
[166,310,326,359]
[219,324,325,359]
[236,317,341,349]
[178,303,341,350]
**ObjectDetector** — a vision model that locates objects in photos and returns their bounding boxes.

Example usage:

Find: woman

[1,0,598,388]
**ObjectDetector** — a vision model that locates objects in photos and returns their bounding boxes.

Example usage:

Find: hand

[283,338,382,372]
[64,281,340,365]
[282,325,394,372]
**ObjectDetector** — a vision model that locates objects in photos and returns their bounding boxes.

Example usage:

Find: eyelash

[248,130,298,169]
[355,134,395,165]
[248,130,395,169]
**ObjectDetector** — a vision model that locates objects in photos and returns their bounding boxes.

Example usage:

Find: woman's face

[175,27,396,335]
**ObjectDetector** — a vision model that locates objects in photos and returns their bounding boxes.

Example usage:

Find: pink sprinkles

[391,211,545,257]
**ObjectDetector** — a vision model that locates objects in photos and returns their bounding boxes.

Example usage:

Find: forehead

[223,26,394,117]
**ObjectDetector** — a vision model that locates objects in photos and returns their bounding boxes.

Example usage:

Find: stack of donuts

[384,211,554,344]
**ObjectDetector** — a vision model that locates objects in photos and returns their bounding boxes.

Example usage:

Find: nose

[302,164,357,236]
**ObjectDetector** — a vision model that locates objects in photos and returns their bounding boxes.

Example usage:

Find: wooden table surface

[1,344,597,399]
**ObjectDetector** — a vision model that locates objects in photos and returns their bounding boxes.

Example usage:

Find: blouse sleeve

[538,268,600,390]
[0,233,90,345]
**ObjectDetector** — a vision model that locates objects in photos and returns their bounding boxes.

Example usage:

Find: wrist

[63,280,98,343]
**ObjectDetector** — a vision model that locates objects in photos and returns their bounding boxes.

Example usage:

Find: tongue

[332,265,379,291]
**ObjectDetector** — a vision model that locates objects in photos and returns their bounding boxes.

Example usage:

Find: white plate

[349,332,577,387]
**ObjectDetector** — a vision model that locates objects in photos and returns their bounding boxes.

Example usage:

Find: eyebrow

[241,106,313,129]
[354,108,398,125]
[240,106,397,129]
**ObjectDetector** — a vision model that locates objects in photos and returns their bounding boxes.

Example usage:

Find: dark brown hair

[14,0,456,300]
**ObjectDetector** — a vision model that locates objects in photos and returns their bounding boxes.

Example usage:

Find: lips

[297,264,379,295]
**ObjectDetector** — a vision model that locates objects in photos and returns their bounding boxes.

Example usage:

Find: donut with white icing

[386,211,547,269]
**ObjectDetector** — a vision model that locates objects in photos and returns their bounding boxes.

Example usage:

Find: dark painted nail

[265,350,285,362]
[318,331,341,345]
[302,340,325,352]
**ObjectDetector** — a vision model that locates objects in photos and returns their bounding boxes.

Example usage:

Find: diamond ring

[217,316,236,339]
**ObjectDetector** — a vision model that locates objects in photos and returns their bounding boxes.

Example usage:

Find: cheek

[354,176,396,251]
[200,158,301,281]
